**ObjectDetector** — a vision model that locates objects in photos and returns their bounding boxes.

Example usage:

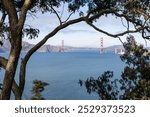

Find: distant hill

[1,41,149,53]
[105,45,150,50]
[22,42,86,52]
[105,45,124,50]
[0,41,98,53]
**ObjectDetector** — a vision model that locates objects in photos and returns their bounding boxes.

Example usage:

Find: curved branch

[17,0,32,33]
[18,6,150,98]
[112,11,149,32]
[19,16,87,96]
[88,9,149,37]
[120,17,130,32]
[50,5,62,25]
[118,37,124,45]
[86,20,146,38]
[88,9,115,21]
[62,12,74,23]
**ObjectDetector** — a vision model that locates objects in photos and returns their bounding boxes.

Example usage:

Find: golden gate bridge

[59,38,125,54]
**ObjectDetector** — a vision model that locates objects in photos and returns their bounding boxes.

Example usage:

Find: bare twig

[0,12,7,27]
[112,11,149,33]
[121,17,128,29]
[60,0,65,19]
[27,11,38,19]
[50,5,62,25]
[62,12,74,23]
[118,37,124,45]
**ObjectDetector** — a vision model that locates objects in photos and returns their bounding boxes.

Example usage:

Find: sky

[23,7,150,48]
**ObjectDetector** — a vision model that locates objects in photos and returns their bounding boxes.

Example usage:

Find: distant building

[115,48,125,55]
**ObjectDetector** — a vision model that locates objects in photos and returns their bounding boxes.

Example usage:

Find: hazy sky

[24,11,150,48]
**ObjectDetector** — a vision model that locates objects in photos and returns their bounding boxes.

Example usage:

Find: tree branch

[12,81,20,100]
[62,12,74,23]
[17,0,32,33]
[87,8,149,40]
[1,0,18,30]
[0,56,20,99]
[132,8,150,20]
[120,17,130,32]
[86,20,146,38]
[0,12,7,27]
[18,6,150,98]
[19,15,88,96]
[0,56,7,69]
[50,5,62,25]
[112,11,149,31]
[88,9,115,21]
[88,8,149,37]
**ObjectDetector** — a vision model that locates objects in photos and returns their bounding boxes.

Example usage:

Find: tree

[0,0,149,100]
[80,35,150,100]
[120,35,150,99]
[82,71,119,100]
[31,80,49,100]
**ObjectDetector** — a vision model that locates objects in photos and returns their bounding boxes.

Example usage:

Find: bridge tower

[100,38,104,54]
[61,40,64,52]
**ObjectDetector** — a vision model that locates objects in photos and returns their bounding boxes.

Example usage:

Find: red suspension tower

[61,40,64,52]
[100,37,103,53]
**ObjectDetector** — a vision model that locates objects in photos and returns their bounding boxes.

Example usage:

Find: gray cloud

[61,29,97,34]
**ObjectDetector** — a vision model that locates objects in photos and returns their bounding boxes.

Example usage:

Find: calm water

[0,51,124,99]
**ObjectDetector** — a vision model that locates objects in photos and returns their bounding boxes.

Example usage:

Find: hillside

[0,41,98,53]
[0,41,126,53]
[2,41,149,53]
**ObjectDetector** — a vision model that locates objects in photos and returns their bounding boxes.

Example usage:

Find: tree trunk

[1,0,31,100]
[12,81,21,100]
[2,39,22,100]
[19,60,27,98]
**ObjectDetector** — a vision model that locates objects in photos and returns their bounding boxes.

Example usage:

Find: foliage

[81,36,150,100]
[0,0,149,99]
[0,22,9,45]
[0,0,149,41]
[31,80,49,100]
[0,0,149,47]
[83,71,119,100]
[120,35,150,99]
[23,28,40,39]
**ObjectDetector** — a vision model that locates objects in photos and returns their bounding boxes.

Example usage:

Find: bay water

[0,51,124,100]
